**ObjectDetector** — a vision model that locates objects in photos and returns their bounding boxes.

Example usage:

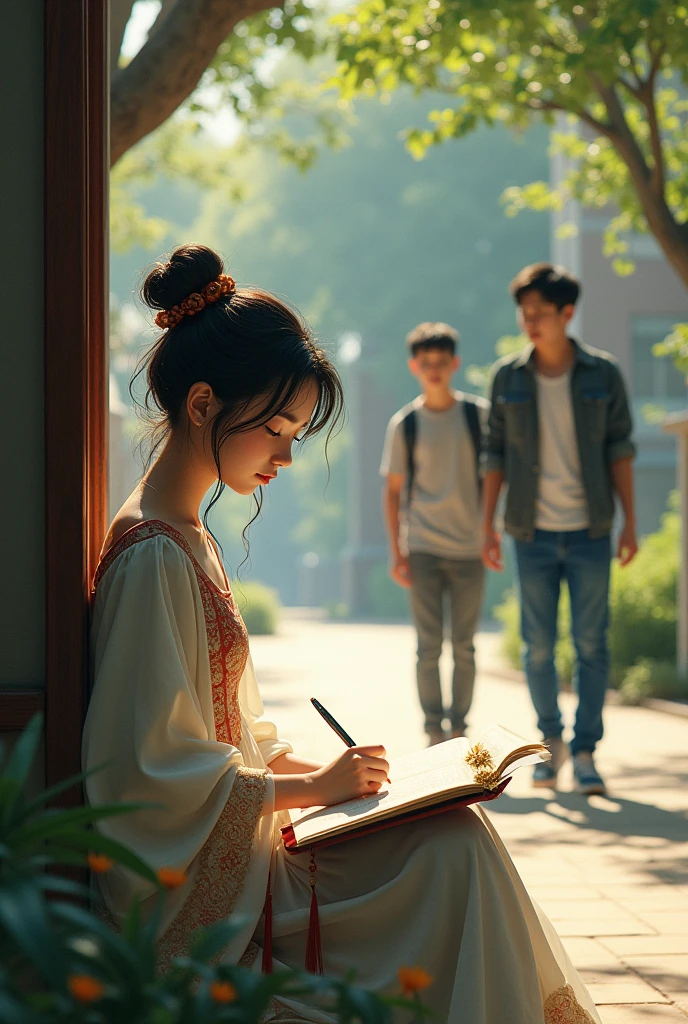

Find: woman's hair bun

[141,243,224,311]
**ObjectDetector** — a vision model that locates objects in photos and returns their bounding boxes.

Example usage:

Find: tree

[331,0,688,290]
[110,0,327,167]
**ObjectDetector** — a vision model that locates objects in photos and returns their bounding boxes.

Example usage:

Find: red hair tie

[154,274,236,329]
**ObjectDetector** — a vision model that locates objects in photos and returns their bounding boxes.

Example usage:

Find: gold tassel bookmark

[465,742,501,791]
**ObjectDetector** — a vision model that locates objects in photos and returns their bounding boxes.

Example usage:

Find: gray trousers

[408,553,485,735]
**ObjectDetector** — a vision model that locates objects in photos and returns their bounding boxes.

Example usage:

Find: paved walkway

[250,610,688,1022]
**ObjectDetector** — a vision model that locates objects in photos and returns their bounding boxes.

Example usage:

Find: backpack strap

[402,409,417,506]
[462,398,483,494]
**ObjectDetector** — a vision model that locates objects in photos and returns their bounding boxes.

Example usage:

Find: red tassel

[304,847,324,975]
[262,871,273,974]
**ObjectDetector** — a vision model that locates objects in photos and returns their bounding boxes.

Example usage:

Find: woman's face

[215,379,319,495]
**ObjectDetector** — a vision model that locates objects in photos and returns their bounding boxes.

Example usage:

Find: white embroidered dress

[83,521,601,1024]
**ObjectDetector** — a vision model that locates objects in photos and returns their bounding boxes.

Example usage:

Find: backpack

[402,398,483,506]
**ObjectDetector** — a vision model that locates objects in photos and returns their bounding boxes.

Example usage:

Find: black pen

[310,698,391,784]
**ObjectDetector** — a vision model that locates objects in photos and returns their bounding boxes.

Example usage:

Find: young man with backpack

[482,263,637,795]
[380,322,489,745]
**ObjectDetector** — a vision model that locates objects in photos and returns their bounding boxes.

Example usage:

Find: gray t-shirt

[380,391,489,559]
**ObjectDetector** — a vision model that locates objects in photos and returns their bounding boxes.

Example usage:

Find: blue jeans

[514,529,611,755]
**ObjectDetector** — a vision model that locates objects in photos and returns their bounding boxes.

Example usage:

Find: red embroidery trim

[93,520,247,746]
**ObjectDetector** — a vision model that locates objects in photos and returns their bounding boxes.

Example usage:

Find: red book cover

[281,777,510,854]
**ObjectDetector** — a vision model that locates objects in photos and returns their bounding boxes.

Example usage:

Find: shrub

[608,503,678,671]
[619,658,688,706]
[231,580,280,634]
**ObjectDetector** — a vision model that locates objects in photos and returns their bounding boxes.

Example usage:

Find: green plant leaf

[188,917,246,963]
[10,802,154,846]
[0,714,43,828]
[52,902,144,981]
[20,763,114,820]
[0,880,65,987]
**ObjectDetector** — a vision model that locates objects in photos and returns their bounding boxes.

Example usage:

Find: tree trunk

[110,0,279,167]
[596,81,688,290]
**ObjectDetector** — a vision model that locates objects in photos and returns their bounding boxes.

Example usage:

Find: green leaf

[52,902,144,980]
[0,714,42,827]
[188,917,246,963]
[0,879,65,987]
[20,763,113,819]
[10,802,154,846]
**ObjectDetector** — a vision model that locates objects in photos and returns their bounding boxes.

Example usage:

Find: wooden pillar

[44,0,109,791]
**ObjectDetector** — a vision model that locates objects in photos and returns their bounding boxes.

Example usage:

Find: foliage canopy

[331,0,688,288]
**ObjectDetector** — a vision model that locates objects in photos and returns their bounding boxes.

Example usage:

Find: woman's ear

[186,382,215,428]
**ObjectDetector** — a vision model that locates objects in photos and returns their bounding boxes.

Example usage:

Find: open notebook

[282,724,549,852]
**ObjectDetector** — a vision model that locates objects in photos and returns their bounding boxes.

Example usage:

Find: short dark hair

[406,322,459,357]
[509,262,581,309]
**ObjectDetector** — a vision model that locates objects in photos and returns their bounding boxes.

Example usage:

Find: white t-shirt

[380,392,488,559]
[535,372,589,531]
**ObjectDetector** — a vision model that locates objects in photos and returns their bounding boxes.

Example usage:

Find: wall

[0,3,45,688]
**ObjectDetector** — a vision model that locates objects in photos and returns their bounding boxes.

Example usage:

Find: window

[631,315,687,399]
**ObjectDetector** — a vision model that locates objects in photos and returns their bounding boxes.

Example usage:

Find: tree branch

[110,0,136,72]
[533,98,613,139]
[110,0,281,166]
[639,43,666,197]
[592,75,688,287]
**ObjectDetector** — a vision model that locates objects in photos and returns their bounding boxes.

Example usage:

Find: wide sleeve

[238,652,294,766]
[83,536,270,909]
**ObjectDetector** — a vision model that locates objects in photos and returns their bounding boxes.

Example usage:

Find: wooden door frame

[0,2,109,785]
[44,0,109,791]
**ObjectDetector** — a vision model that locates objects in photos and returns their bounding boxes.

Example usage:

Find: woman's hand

[271,745,389,812]
[310,746,389,806]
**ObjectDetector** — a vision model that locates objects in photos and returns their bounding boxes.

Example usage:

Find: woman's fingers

[354,753,390,777]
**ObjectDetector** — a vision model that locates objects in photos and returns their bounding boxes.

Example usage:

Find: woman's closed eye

[265,425,304,443]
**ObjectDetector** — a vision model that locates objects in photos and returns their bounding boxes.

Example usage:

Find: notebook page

[290,756,478,846]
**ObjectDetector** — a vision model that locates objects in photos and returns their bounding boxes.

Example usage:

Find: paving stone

[635,914,688,936]
[563,937,624,969]
[537,899,642,921]
[555,919,656,937]
[587,980,669,1004]
[626,956,688,995]
[600,936,688,957]
[529,885,604,900]
[599,1005,688,1023]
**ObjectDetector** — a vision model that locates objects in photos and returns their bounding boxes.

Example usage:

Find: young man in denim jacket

[482,263,637,795]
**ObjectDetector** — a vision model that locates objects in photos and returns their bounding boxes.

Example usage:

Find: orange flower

[398,966,433,996]
[68,974,105,1003]
[154,306,184,330]
[157,866,188,890]
[87,852,114,874]
[210,981,237,1003]
[180,292,205,314]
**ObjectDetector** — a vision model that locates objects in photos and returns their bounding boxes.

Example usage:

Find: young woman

[83,244,600,1023]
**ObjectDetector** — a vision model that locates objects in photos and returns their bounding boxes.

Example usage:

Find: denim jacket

[483,338,635,541]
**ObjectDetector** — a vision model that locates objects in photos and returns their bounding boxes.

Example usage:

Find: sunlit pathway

[251,610,688,1022]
